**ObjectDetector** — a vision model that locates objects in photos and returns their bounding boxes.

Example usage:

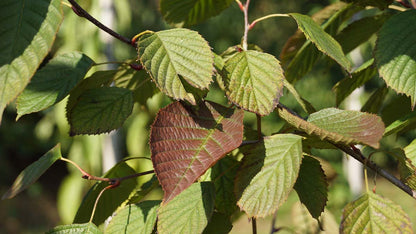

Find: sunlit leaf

[105,200,160,234]
[375,10,416,107]
[384,111,416,136]
[333,59,377,106]
[150,101,244,202]
[277,107,384,148]
[294,156,328,219]
[16,52,94,119]
[160,0,234,27]
[0,0,63,123]
[289,13,351,72]
[46,223,101,234]
[74,162,139,225]
[158,182,215,234]
[2,144,61,199]
[221,50,284,115]
[68,87,133,136]
[137,29,213,105]
[235,134,302,217]
[340,192,412,233]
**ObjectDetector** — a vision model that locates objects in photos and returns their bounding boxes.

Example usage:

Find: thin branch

[242,0,250,50]
[251,217,257,234]
[118,170,155,182]
[335,144,416,199]
[67,0,135,47]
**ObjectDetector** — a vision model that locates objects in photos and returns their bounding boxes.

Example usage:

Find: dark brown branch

[68,0,135,47]
[335,143,416,199]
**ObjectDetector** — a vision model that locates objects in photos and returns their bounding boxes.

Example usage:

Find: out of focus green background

[1,0,415,233]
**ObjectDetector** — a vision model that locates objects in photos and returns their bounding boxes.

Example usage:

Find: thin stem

[242,0,250,50]
[250,14,290,28]
[89,182,118,223]
[251,217,257,234]
[335,144,416,199]
[364,165,369,193]
[256,114,262,139]
[270,212,278,234]
[92,61,126,67]
[67,0,134,47]
[118,170,155,182]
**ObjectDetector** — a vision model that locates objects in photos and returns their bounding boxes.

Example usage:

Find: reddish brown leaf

[150,101,244,203]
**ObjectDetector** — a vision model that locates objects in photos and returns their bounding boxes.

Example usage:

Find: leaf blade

[2,144,62,199]
[0,0,63,123]
[150,101,244,202]
[46,223,102,234]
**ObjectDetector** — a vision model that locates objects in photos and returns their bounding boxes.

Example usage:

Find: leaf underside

[235,134,303,217]
[0,0,63,123]
[150,101,244,203]
[137,28,213,105]
[340,192,412,233]
[46,223,101,234]
[278,107,384,148]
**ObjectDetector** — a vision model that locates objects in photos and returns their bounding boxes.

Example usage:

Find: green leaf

[340,192,413,233]
[105,200,160,234]
[0,0,63,123]
[405,139,416,164]
[68,87,133,136]
[137,29,213,105]
[2,144,61,199]
[277,107,385,148]
[113,63,159,105]
[390,148,416,190]
[284,79,316,114]
[375,10,416,107]
[283,4,360,83]
[342,0,393,9]
[289,13,351,72]
[211,156,240,215]
[333,59,377,106]
[294,156,328,219]
[46,223,101,234]
[235,134,303,217]
[127,175,159,204]
[384,108,416,136]
[16,52,94,119]
[158,182,215,234]
[74,161,139,225]
[336,13,391,54]
[202,212,233,234]
[221,50,284,116]
[160,0,234,27]
[150,101,244,203]
[361,85,389,114]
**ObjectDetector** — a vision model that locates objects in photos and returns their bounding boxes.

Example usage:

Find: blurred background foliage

[1,0,415,233]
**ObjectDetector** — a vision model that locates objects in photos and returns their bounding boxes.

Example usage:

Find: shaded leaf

[281,2,350,65]
[46,223,101,234]
[202,212,233,234]
[375,10,416,107]
[289,13,351,72]
[105,200,160,234]
[0,0,63,123]
[342,0,393,9]
[235,134,303,217]
[127,175,160,204]
[137,29,213,105]
[211,156,240,215]
[333,59,377,106]
[340,192,412,233]
[158,182,215,234]
[283,4,360,82]
[150,101,244,202]
[2,144,61,199]
[74,162,138,225]
[294,156,328,219]
[336,13,391,54]
[277,106,384,148]
[160,0,233,27]
[384,108,416,136]
[114,63,159,105]
[68,87,133,135]
[221,50,284,115]
[390,148,416,190]
[16,52,94,118]
[361,85,389,114]
[284,79,316,114]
